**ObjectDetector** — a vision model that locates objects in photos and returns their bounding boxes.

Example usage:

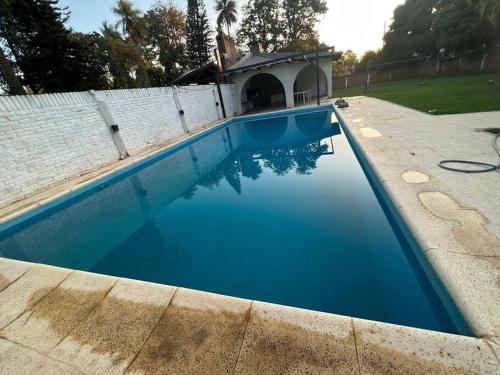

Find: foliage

[433,0,496,55]
[215,0,237,36]
[469,0,500,26]
[112,0,150,86]
[381,0,500,62]
[186,0,212,68]
[0,44,25,94]
[0,0,111,93]
[356,50,380,71]
[332,50,357,76]
[68,32,111,91]
[100,21,144,88]
[332,73,500,115]
[237,0,327,52]
[281,0,327,51]
[145,2,187,84]
[237,0,283,52]
[382,0,437,60]
[113,0,147,46]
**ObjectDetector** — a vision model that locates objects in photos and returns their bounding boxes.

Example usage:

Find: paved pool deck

[0,98,499,374]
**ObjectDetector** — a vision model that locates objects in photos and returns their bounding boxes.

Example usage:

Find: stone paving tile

[50,278,176,375]
[0,337,84,375]
[353,318,499,375]
[126,288,251,375]
[0,258,32,291]
[1,271,117,352]
[234,301,359,374]
[0,264,71,330]
[426,249,500,338]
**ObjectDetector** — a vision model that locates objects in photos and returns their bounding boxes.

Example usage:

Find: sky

[59,0,406,57]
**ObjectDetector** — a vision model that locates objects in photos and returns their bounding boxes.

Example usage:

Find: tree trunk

[0,48,26,95]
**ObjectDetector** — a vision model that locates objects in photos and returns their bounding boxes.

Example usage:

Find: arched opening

[293,64,328,106]
[241,73,286,113]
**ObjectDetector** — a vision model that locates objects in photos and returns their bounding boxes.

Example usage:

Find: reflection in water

[186,111,341,195]
[0,110,467,335]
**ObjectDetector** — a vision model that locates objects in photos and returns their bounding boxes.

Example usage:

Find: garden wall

[0,84,237,208]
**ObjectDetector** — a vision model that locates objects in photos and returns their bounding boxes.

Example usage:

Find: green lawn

[333,73,500,115]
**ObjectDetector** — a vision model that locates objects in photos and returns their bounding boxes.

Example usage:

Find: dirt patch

[125,303,250,374]
[234,314,358,374]
[0,275,12,291]
[1,282,114,352]
[359,340,482,375]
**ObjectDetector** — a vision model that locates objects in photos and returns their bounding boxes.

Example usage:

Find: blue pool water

[0,107,470,335]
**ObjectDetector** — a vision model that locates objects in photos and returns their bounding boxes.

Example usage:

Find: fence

[0,84,237,208]
[334,44,500,89]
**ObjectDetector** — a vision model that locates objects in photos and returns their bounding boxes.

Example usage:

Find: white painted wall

[0,84,236,208]
[231,58,333,114]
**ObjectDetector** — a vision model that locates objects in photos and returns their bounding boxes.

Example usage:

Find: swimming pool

[0,106,471,335]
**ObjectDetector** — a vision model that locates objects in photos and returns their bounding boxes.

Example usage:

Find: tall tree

[433,0,495,54]
[0,47,26,94]
[146,2,187,84]
[100,21,144,88]
[0,0,109,93]
[113,0,147,46]
[281,0,327,51]
[381,0,438,60]
[237,0,283,52]
[186,0,212,68]
[215,0,237,36]
[113,0,150,86]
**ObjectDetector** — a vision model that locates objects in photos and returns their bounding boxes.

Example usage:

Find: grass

[333,73,500,115]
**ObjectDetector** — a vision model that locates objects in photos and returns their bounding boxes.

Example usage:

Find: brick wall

[0,84,237,208]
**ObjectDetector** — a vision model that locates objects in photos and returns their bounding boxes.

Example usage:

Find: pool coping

[0,258,498,374]
[0,102,499,373]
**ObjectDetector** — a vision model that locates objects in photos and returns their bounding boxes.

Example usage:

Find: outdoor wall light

[179,109,185,115]
[110,124,120,132]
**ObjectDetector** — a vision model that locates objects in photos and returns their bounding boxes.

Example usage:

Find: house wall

[231,58,333,113]
[0,84,236,208]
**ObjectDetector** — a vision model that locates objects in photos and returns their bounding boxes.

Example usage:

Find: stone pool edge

[0,257,498,374]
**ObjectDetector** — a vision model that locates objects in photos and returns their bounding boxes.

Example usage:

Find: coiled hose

[438,132,500,173]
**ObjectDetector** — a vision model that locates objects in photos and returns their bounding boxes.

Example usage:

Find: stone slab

[0,264,71,330]
[234,301,359,374]
[50,278,176,375]
[353,317,499,374]
[1,271,117,352]
[0,338,83,375]
[126,288,251,375]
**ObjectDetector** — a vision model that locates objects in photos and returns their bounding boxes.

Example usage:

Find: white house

[221,38,340,114]
[175,33,342,115]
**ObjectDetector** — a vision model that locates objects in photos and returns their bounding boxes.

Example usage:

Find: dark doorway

[241,73,286,113]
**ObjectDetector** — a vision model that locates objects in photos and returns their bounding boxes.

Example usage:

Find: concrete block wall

[0,84,237,208]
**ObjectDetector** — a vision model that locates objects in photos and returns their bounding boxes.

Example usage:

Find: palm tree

[100,21,122,39]
[215,0,237,36]
[113,0,146,45]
